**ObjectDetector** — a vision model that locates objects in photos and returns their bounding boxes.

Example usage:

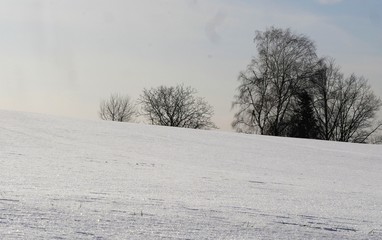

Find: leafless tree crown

[99,93,135,122]
[139,85,216,129]
[233,27,318,135]
[310,59,382,142]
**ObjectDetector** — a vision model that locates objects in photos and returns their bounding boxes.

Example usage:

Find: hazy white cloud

[205,11,227,44]
[317,0,343,5]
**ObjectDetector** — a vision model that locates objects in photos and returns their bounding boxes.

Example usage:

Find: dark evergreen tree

[288,91,319,139]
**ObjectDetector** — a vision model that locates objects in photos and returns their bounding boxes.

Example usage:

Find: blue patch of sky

[253,0,382,55]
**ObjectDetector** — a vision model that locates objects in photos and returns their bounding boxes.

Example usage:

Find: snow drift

[0,110,381,239]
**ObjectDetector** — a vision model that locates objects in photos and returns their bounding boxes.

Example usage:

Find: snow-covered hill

[1,110,381,239]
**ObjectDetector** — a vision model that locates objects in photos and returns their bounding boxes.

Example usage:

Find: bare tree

[99,93,135,122]
[233,27,318,135]
[309,58,344,140]
[139,84,216,129]
[310,59,382,143]
[335,75,382,142]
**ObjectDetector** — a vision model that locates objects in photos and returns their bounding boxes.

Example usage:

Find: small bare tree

[335,75,382,143]
[99,93,135,122]
[310,59,382,143]
[139,85,216,129]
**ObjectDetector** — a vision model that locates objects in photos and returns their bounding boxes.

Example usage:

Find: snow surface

[0,110,381,239]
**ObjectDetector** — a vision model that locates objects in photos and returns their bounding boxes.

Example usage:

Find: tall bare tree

[233,27,318,135]
[99,93,135,122]
[310,59,382,143]
[309,58,344,140]
[139,85,216,129]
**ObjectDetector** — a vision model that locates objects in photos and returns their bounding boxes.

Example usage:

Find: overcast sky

[1,0,381,130]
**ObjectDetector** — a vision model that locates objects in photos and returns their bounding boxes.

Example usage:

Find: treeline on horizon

[99,27,382,144]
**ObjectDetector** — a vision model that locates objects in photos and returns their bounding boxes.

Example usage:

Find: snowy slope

[0,110,381,239]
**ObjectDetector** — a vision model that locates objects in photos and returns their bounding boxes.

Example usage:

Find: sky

[0,0,381,131]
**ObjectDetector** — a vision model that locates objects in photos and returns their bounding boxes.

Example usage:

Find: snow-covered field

[0,110,381,239]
